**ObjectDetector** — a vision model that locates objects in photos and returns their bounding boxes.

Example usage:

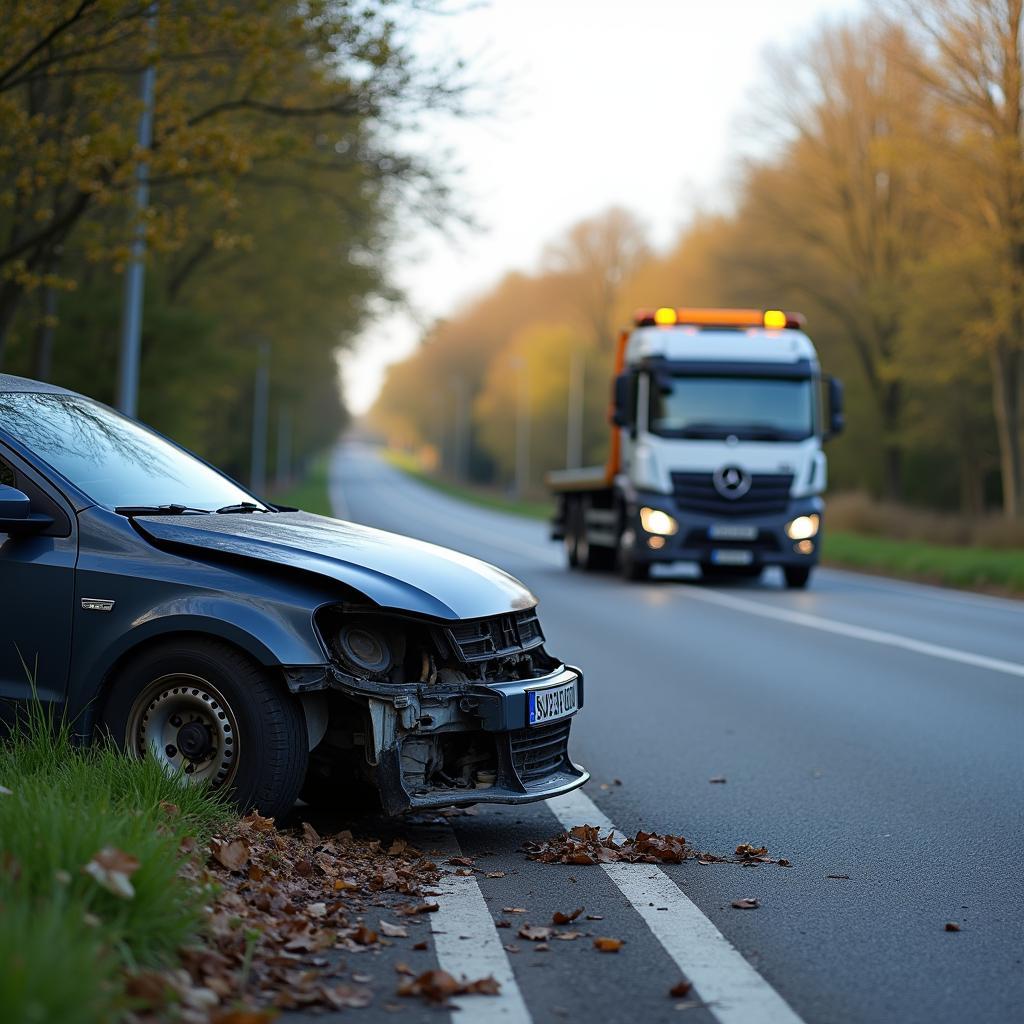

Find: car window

[0,392,264,512]
[0,458,13,488]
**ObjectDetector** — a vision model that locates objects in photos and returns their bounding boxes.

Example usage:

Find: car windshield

[0,392,265,512]
[649,375,815,441]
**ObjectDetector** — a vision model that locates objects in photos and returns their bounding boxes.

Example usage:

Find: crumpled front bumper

[328,664,588,816]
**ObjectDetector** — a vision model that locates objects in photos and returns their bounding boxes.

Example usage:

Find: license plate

[709,523,758,541]
[711,548,753,565]
[528,680,578,726]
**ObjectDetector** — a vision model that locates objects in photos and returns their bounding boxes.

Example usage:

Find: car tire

[565,499,581,569]
[784,566,812,589]
[99,637,308,821]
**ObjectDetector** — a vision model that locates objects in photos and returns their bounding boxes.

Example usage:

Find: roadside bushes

[0,705,230,1023]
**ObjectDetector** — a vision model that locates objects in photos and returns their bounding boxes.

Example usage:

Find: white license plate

[711,548,753,566]
[528,680,578,726]
[709,523,758,541]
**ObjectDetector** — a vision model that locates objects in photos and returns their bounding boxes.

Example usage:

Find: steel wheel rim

[125,673,239,790]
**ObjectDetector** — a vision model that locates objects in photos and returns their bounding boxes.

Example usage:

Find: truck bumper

[627,492,824,570]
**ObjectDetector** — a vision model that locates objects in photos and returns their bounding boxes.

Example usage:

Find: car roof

[0,373,75,396]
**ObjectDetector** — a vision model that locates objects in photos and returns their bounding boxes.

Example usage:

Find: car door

[0,445,77,724]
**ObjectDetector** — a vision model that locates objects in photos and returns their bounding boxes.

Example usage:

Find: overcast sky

[342,0,861,414]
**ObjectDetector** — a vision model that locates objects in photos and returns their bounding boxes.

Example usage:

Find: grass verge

[383,449,554,521]
[0,701,232,1024]
[823,530,1024,595]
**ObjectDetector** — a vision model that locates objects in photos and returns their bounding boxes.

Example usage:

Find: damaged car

[0,375,587,819]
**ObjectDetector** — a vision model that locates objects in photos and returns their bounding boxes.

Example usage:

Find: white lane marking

[676,585,1024,680]
[328,446,350,519]
[420,825,532,1023]
[547,790,804,1024]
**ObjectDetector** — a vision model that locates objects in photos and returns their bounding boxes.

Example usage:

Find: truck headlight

[785,514,820,541]
[639,507,678,536]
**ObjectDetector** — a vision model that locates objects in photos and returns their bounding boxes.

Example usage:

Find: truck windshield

[649,375,815,441]
[0,391,265,512]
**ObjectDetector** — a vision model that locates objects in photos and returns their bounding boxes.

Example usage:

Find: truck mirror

[612,373,632,428]
[826,376,845,439]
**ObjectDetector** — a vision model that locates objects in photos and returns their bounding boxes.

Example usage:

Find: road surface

[316,443,1024,1024]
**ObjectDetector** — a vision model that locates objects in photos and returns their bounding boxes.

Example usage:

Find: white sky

[342,0,861,414]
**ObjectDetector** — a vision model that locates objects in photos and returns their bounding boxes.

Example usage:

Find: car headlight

[785,514,820,541]
[639,507,678,536]
[336,621,393,675]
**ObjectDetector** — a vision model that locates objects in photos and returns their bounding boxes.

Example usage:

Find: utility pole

[116,3,157,418]
[566,348,585,469]
[514,357,530,498]
[250,339,270,495]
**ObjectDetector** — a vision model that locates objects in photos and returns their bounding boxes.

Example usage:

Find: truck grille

[671,471,793,517]
[510,720,571,783]
[445,609,545,664]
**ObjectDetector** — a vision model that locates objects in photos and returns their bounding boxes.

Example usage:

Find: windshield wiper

[115,504,212,516]
[215,502,268,514]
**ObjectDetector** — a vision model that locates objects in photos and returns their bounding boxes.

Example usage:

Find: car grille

[671,471,793,517]
[509,720,571,783]
[446,609,545,663]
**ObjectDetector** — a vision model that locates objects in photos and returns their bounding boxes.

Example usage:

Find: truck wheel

[784,566,812,589]
[579,532,616,571]
[99,638,308,822]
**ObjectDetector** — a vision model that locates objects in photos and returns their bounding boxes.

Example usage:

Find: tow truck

[548,307,844,588]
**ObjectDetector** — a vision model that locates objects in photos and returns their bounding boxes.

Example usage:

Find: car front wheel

[99,638,308,821]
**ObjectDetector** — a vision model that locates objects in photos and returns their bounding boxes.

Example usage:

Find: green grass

[0,700,232,1024]
[272,452,332,517]
[823,530,1024,594]
[384,449,554,520]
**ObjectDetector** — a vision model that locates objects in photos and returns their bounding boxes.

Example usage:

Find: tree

[892,0,1024,516]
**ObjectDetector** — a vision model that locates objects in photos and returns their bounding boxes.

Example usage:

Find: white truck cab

[549,308,844,588]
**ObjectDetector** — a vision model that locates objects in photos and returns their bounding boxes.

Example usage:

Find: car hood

[134,511,537,621]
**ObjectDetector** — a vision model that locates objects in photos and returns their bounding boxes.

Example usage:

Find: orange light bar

[633,308,806,330]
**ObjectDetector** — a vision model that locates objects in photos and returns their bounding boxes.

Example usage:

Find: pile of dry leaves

[124,813,495,1022]
[523,825,791,868]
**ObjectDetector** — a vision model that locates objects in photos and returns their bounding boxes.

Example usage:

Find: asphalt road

[318,443,1024,1024]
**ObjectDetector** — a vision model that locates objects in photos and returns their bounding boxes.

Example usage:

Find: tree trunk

[881,379,903,500]
[0,278,25,370]
[990,343,1024,517]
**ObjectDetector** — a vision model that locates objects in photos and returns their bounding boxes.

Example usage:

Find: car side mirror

[0,484,53,534]
[825,376,845,440]
[611,373,633,428]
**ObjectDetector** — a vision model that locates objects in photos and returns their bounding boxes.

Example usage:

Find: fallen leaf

[585,914,604,920]
[533,943,551,952]
[945,922,961,932]
[322,984,373,1010]
[552,930,582,941]
[389,838,409,855]
[552,908,583,925]
[669,981,693,998]
[398,901,439,916]
[211,839,250,873]
[708,777,727,784]
[380,920,409,938]
[518,924,552,941]
[778,859,792,867]
[302,822,321,844]
[486,871,506,878]
[731,898,760,910]
[593,937,624,952]
[395,962,415,976]
[306,902,327,918]
[158,800,179,816]
[397,970,499,1003]
[352,924,378,945]
[502,907,527,914]
[448,856,474,867]
[496,920,511,928]
[82,846,140,899]
[735,844,768,858]
[413,941,428,950]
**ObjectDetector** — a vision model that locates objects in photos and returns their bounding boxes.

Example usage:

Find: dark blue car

[0,374,587,819]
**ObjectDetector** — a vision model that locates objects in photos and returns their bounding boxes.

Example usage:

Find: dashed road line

[675,585,1024,680]
[547,789,805,1024]
[419,825,532,1023]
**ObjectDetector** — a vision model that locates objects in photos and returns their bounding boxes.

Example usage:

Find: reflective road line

[422,825,533,1023]
[547,789,806,1024]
